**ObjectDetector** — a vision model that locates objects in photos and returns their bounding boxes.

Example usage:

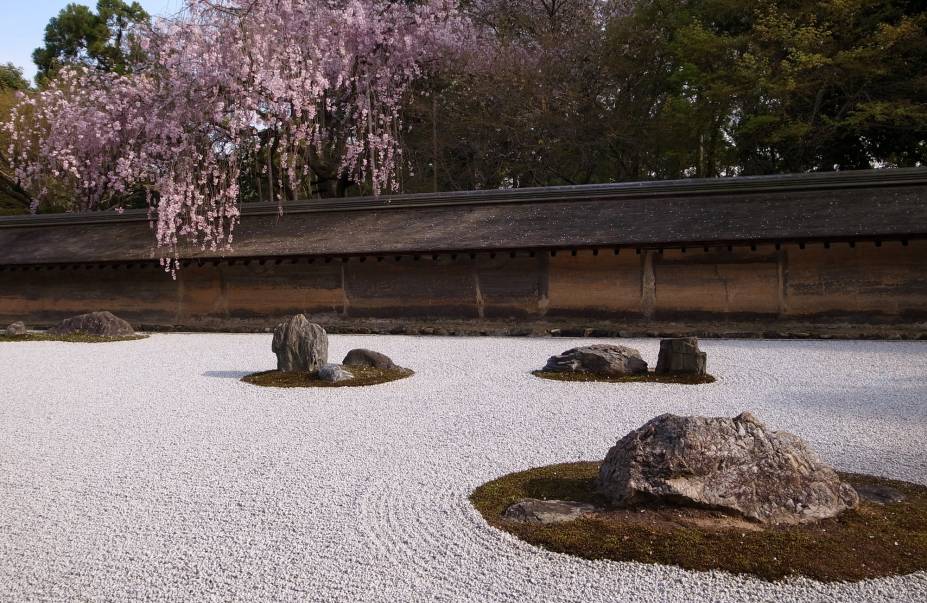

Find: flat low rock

[6,321,27,336]
[855,484,906,505]
[343,348,397,370]
[656,337,707,375]
[272,315,328,373]
[598,412,859,524]
[318,363,354,383]
[502,498,598,524]
[50,311,134,337]
[543,344,647,376]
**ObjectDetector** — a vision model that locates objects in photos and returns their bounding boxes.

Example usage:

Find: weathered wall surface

[2,240,925,337]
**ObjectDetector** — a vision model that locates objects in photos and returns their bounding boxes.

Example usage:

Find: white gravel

[1,335,926,602]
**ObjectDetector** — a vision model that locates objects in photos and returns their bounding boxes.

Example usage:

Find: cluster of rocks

[543,336,707,377]
[5,311,136,338]
[505,411,864,526]
[271,314,403,383]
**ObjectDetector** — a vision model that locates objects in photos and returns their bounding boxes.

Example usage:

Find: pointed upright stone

[271,314,328,373]
[655,337,707,375]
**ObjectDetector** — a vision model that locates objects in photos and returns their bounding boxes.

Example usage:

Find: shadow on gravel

[202,370,253,379]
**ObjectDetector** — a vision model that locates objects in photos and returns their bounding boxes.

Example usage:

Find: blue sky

[0,0,185,83]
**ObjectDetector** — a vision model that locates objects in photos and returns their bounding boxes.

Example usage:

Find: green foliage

[7,0,926,210]
[0,63,29,92]
[399,0,927,192]
[32,0,150,84]
[0,64,31,214]
[610,0,927,174]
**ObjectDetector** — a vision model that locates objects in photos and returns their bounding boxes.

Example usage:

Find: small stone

[343,349,397,370]
[655,337,707,375]
[855,484,906,505]
[318,363,354,383]
[6,321,27,336]
[50,311,134,337]
[502,499,597,524]
[271,314,328,373]
[543,344,647,376]
[598,412,859,524]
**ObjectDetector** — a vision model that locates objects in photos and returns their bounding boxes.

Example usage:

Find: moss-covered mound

[471,461,927,582]
[0,333,147,343]
[242,365,413,388]
[532,370,716,385]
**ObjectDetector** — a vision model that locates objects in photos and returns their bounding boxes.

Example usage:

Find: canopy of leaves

[32,0,150,84]
[4,0,926,257]
[400,0,927,191]
[0,63,29,92]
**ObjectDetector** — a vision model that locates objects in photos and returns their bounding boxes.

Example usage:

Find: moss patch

[532,370,716,385]
[470,461,927,582]
[242,365,413,388]
[0,333,147,343]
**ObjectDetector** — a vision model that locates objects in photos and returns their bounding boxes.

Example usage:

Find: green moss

[470,461,927,582]
[242,365,413,388]
[532,370,716,385]
[0,333,147,343]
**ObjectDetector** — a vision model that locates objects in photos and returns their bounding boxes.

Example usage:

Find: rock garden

[533,337,715,384]
[242,314,413,387]
[1,311,146,342]
[471,411,927,582]
[1,334,925,600]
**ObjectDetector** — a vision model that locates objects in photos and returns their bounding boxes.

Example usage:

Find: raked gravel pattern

[1,335,926,602]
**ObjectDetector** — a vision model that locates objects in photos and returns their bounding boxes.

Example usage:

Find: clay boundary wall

[1,242,925,338]
[1,170,926,338]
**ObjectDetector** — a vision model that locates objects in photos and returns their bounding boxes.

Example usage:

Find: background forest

[1,0,925,215]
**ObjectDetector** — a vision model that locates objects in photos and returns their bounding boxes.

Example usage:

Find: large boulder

[598,412,859,524]
[271,315,328,373]
[343,348,397,370]
[543,344,647,376]
[655,337,707,375]
[6,321,27,336]
[50,311,134,337]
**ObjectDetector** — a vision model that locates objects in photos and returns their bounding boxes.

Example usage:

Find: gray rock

[502,498,598,524]
[655,337,707,375]
[318,363,354,383]
[6,321,27,336]
[50,311,134,337]
[343,348,397,370]
[543,344,647,376]
[271,315,328,373]
[855,484,905,505]
[598,412,859,524]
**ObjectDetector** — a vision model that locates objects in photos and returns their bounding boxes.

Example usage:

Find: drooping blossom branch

[4,0,468,274]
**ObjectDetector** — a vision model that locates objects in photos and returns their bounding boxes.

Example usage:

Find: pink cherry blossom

[4,0,469,275]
